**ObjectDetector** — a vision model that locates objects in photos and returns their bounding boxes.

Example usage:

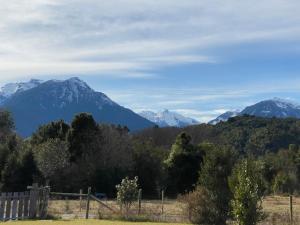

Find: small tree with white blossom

[116,176,139,217]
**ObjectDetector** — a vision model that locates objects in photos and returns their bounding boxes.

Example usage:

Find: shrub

[180,186,215,225]
[116,176,139,217]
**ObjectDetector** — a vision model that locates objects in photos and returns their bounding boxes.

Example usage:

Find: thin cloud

[1,1,300,78]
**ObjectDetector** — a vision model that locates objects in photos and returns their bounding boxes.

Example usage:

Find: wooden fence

[50,188,118,219]
[0,184,50,221]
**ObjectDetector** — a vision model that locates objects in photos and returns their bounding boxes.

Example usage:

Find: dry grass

[47,196,300,224]
[48,198,186,222]
[6,220,189,225]
[260,195,300,225]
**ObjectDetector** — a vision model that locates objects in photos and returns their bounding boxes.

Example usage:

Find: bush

[116,176,139,217]
[180,186,215,224]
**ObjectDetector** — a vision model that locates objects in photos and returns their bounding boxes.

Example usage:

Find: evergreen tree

[31,120,70,145]
[198,146,237,225]
[166,132,203,194]
[132,140,167,197]
[67,113,100,161]
[229,159,265,225]
[1,149,39,192]
[0,110,14,140]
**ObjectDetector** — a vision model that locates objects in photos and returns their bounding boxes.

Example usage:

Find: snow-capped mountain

[0,79,42,98]
[209,110,240,125]
[210,98,300,125]
[0,77,155,136]
[241,98,300,118]
[139,109,199,127]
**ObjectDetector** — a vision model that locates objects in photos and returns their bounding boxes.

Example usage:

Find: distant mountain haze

[139,109,199,127]
[209,110,240,125]
[0,77,155,137]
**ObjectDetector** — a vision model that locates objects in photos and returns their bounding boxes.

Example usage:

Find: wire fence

[45,188,300,224]
[47,189,188,223]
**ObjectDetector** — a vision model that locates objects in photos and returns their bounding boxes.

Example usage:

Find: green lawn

[6,220,189,225]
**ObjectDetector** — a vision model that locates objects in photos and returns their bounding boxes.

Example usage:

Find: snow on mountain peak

[139,109,199,127]
[0,79,43,98]
[209,110,240,125]
[271,97,300,109]
[66,77,92,90]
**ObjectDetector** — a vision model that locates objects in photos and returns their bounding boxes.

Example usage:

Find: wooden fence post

[45,186,50,219]
[23,191,30,219]
[29,183,39,219]
[161,190,165,215]
[290,195,293,224]
[5,193,12,220]
[138,189,142,215]
[18,192,24,219]
[0,193,6,221]
[86,187,91,219]
[80,189,83,212]
[40,186,50,219]
[11,192,18,220]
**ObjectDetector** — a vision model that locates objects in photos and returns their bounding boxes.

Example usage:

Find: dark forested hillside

[135,115,300,155]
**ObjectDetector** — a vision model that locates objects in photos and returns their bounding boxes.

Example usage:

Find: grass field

[48,198,186,222]
[2,196,300,225]
[6,220,188,225]
[12,195,300,225]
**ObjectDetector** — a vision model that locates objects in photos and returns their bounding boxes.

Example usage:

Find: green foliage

[165,132,193,166]
[132,140,167,197]
[229,159,265,225]
[1,146,39,192]
[166,132,204,194]
[0,144,10,173]
[136,116,300,155]
[261,148,300,194]
[0,110,14,134]
[198,145,237,225]
[272,171,298,194]
[31,120,70,145]
[34,138,70,180]
[67,113,99,161]
[116,177,139,216]
[0,152,20,191]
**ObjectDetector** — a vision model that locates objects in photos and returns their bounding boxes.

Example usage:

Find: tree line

[1,111,300,200]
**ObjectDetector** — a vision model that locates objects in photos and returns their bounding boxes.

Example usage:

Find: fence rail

[49,188,118,219]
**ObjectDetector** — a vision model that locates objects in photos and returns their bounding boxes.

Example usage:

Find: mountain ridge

[209,98,300,124]
[0,77,155,136]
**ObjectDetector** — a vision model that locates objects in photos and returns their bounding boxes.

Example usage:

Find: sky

[1,0,300,122]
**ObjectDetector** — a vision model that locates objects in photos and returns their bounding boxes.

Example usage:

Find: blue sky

[1,0,300,122]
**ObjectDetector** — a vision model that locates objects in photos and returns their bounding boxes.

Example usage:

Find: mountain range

[209,98,300,124]
[139,110,199,127]
[2,77,300,136]
[0,78,155,136]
